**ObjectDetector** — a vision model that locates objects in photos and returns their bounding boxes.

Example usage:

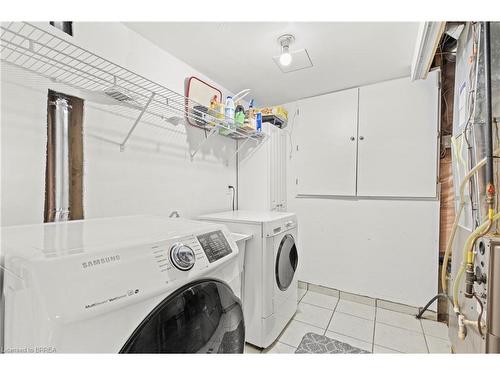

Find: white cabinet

[238,123,287,211]
[269,123,287,210]
[357,71,440,197]
[295,88,359,196]
[294,72,439,198]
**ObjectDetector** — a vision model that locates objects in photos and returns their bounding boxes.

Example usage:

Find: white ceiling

[125,22,420,105]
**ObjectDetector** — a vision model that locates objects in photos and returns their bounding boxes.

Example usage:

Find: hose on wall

[455,22,497,312]
[418,146,500,321]
[452,211,500,310]
[440,148,500,292]
[419,23,496,340]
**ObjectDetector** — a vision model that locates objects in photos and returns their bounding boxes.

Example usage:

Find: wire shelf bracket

[189,127,265,161]
[231,134,259,159]
[189,125,219,160]
[120,92,155,152]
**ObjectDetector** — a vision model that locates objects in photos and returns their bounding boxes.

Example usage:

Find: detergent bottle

[225,96,235,127]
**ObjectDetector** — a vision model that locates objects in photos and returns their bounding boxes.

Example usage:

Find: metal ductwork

[47,96,71,222]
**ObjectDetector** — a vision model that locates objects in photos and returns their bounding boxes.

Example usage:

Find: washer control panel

[197,230,232,263]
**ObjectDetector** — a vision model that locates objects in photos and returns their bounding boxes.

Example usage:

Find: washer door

[120,280,244,353]
[275,234,298,291]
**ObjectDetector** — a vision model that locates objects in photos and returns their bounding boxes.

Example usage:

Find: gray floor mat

[295,332,370,354]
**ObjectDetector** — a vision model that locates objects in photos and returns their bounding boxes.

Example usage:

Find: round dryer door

[120,280,244,353]
[275,234,298,291]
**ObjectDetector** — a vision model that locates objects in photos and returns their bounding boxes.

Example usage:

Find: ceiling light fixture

[278,34,295,67]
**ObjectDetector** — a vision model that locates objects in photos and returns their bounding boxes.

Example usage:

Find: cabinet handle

[350,136,355,141]
[359,136,365,140]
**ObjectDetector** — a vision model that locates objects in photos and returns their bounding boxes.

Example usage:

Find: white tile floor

[244,289,452,354]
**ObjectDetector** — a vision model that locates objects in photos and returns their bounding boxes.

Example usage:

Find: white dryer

[198,210,298,348]
[0,216,244,353]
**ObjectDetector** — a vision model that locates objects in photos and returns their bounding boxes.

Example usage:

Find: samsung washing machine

[0,216,244,353]
[198,210,298,348]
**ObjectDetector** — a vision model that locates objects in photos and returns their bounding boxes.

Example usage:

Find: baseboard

[298,280,437,321]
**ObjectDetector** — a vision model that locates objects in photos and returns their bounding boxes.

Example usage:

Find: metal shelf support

[231,134,260,159]
[190,125,220,160]
[238,134,271,162]
[120,92,155,152]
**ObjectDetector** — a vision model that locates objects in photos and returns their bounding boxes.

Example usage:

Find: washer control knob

[170,243,195,271]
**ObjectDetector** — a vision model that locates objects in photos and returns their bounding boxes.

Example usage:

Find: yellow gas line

[441,147,500,292]
[453,211,500,311]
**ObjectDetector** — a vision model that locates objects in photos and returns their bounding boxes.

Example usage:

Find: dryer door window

[275,234,298,291]
[120,280,244,353]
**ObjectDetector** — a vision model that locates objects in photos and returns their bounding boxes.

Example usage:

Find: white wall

[284,100,440,308]
[1,22,237,226]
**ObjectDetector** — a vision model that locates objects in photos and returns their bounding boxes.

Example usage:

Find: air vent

[273,49,313,73]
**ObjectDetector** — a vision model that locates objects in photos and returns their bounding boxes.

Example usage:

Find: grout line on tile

[279,342,297,352]
[298,290,306,303]
[420,319,430,353]
[374,319,427,335]
[323,296,340,335]
[374,344,405,354]
[333,310,374,322]
[298,299,334,311]
[263,341,296,354]
[325,330,373,346]
[376,304,419,317]
[300,298,338,311]
[371,303,377,353]
[275,314,297,345]
[293,317,330,331]
[418,318,451,340]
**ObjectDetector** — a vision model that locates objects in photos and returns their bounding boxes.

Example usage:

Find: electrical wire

[415,293,453,320]
[284,106,299,160]
[228,185,235,211]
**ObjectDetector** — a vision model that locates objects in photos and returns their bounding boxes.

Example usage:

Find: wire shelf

[0,22,265,155]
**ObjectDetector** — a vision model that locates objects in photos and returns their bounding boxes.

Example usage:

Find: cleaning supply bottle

[256,112,262,132]
[235,104,245,128]
[245,99,256,131]
[208,95,218,126]
[224,96,235,128]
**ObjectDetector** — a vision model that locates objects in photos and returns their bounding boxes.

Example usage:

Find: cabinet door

[295,88,359,196]
[270,124,287,211]
[357,71,439,197]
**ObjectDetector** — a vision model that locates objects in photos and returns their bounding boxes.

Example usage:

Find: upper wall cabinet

[356,70,440,197]
[293,70,440,198]
[295,88,359,196]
